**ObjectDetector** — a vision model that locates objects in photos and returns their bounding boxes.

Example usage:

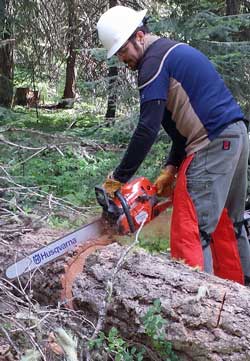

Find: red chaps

[171,155,244,284]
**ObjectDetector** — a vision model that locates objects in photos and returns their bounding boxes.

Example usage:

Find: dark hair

[128,17,150,41]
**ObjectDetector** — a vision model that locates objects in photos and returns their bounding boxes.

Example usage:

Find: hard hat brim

[107,9,147,59]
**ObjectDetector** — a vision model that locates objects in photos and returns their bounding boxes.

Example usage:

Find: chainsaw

[5,176,172,281]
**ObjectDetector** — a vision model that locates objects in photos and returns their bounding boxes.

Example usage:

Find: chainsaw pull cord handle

[115,190,135,233]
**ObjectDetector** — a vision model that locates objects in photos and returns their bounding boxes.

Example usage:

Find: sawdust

[116,209,172,248]
[61,234,114,308]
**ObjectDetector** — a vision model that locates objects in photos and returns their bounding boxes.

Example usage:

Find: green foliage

[182,12,250,42]
[14,66,33,87]
[0,106,16,122]
[142,299,179,361]
[138,139,171,181]
[1,106,101,132]
[8,146,120,206]
[139,234,169,253]
[89,327,145,361]
[89,300,179,361]
[169,0,225,17]
[0,106,172,227]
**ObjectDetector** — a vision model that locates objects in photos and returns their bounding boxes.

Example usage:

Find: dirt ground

[141,209,171,240]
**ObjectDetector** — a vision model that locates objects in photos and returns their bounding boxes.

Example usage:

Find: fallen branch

[0,39,15,47]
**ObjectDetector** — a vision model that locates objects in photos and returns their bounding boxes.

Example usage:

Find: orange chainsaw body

[96,177,172,235]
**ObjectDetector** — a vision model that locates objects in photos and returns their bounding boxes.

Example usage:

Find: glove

[103,174,123,198]
[154,167,177,197]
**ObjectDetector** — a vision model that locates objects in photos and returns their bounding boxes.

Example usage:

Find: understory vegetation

[0,106,170,229]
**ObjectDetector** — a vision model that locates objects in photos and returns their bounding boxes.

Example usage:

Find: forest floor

[0,208,172,359]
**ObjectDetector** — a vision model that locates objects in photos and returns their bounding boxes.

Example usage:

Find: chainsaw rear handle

[115,190,135,233]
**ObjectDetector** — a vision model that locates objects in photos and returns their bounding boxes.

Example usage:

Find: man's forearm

[113,124,158,182]
[113,99,166,182]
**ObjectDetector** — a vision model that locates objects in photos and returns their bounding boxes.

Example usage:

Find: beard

[126,40,142,71]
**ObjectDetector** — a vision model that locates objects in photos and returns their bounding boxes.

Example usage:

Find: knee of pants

[200,230,212,249]
[234,220,245,238]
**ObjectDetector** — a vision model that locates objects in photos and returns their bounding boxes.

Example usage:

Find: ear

[135,31,145,42]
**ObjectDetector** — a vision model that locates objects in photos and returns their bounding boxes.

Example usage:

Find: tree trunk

[226,0,240,15]
[62,0,78,101]
[105,65,118,122]
[14,87,39,107]
[72,244,250,361]
[105,0,118,123]
[0,1,13,107]
[63,44,76,100]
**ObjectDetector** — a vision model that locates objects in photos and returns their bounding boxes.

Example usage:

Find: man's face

[116,32,145,71]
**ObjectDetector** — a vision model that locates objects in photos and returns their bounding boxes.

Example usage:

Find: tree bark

[105,0,118,123]
[105,65,118,122]
[226,0,240,15]
[63,45,76,100]
[72,243,250,361]
[3,233,250,360]
[0,0,13,107]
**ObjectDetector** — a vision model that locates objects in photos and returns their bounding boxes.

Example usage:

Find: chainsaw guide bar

[5,218,108,280]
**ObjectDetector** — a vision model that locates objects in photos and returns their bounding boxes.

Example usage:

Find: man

[97,6,250,284]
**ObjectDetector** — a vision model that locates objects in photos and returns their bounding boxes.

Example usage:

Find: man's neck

[143,34,160,54]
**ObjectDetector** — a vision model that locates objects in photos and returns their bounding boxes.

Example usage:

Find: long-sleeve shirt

[113,37,244,183]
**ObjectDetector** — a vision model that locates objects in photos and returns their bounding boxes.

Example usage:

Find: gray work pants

[186,121,250,277]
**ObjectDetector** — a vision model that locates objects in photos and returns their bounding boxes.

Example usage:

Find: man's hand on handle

[154,165,177,197]
[103,173,123,197]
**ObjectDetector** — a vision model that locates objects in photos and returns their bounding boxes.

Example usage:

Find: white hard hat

[97,6,147,59]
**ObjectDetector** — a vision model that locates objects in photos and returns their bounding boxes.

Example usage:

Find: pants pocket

[186,178,212,227]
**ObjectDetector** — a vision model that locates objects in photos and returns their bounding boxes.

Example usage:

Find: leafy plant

[89,327,145,361]
[139,235,169,253]
[142,299,179,361]
[88,300,179,361]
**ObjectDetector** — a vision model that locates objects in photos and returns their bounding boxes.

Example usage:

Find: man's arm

[113,99,166,183]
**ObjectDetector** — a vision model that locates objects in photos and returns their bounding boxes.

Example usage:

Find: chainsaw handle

[153,199,172,217]
[115,190,135,233]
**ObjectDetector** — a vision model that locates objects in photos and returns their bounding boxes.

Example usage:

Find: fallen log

[72,243,250,361]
